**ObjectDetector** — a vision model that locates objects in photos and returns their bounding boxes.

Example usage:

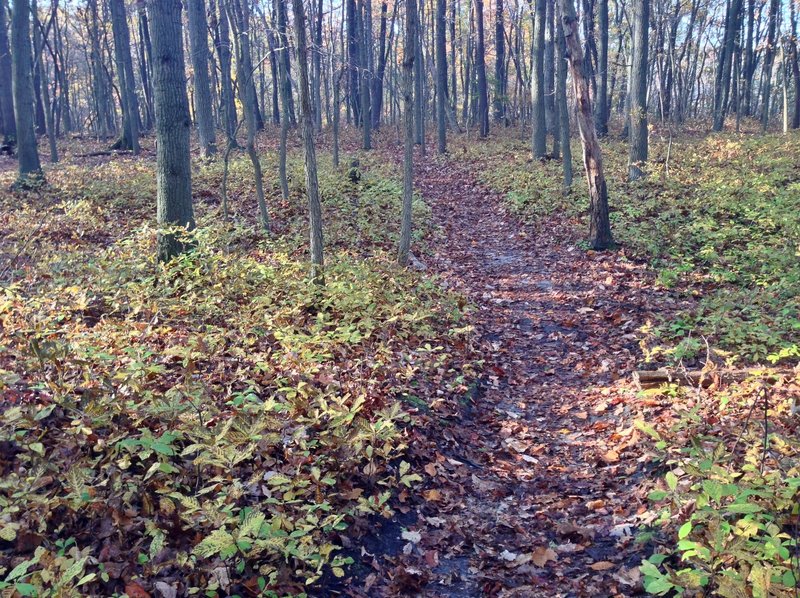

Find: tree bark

[109,0,140,154]
[292,0,325,284]
[494,0,506,123]
[474,0,489,137]
[760,0,779,132]
[210,0,237,145]
[147,0,194,262]
[436,0,447,152]
[187,0,216,157]
[712,0,743,131]
[532,0,547,156]
[554,0,572,189]
[558,0,613,250]
[0,0,16,144]
[10,0,42,182]
[594,0,608,136]
[228,0,270,233]
[628,0,648,181]
[398,0,416,266]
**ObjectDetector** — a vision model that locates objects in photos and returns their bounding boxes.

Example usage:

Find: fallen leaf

[590,560,616,571]
[531,546,558,567]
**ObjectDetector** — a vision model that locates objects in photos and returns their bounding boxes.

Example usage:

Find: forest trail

[378,149,669,597]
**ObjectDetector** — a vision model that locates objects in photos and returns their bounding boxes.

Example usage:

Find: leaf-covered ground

[1,129,799,597]
[0,136,476,596]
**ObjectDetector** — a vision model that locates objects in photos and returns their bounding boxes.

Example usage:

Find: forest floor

[1,129,799,598]
[350,141,676,596]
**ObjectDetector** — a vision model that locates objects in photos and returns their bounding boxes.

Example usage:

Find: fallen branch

[633,368,795,388]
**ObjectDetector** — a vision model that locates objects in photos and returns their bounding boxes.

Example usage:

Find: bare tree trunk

[292,0,325,284]
[474,0,489,137]
[760,0,779,132]
[494,0,506,123]
[398,0,417,266]
[228,0,270,233]
[0,0,16,144]
[531,0,547,156]
[147,0,194,262]
[712,0,743,131]
[110,0,140,154]
[558,0,613,249]
[628,0,648,181]
[360,0,372,149]
[555,0,572,189]
[187,0,216,157]
[594,0,608,136]
[210,0,237,145]
[436,0,447,152]
[10,0,42,183]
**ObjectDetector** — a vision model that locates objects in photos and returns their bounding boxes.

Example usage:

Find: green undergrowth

[462,132,800,363]
[0,148,472,596]
[635,379,800,596]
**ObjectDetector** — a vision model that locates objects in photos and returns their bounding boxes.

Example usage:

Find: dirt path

[372,150,672,597]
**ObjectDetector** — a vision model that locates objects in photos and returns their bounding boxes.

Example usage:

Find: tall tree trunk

[594,0,608,136]
[531,0,547,157]
[0,0,16,144]
[137,7,154,130]
[742,0,755,116]
[558,0,613,249]
[187,0,216,157]
[436,0,447,151]
[312,0,323,131]
[276,0,290,201]
[346,0,361,124]
[109,0,139,153]
[292,0,324,284]
[555,0,572,189]
[210,0,237,145]
[791,0,800,129]
[360,0,372,149]
[10,0,42,183]
[87,0,113,138]
[760,0,779,132]
[228,0,270,233]
[544,0,556,132]
[398,0,417,266]
[276,0,296,126]
[628,0,648,181]
[414,0,425,145]
[147,0,194,262]
[494,0,506,122]
[712,0,743,131]
[474,0,489,137]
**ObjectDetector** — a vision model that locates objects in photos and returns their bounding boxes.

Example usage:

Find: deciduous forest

[1,0,799,595]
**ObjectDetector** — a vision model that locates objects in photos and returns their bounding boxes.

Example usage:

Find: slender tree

[712,0,743,131]
[10,0,42,183]
[399,0,417,265]
[109,0,140,153]
[210,0,237,145]
[187,0,217,157]
[532,0,547,156]
[494,0,506,122]
[0,0,16,145]
[761,0,779,132]
[147,0,194,261]
[554,0,572,190]
[474,0,489,137]
[558,0,613,249]
[292,0,324,283]
[628,0,648,181]
[436,0,447,152]
[228,0,270,233]
[594,0,608,136]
